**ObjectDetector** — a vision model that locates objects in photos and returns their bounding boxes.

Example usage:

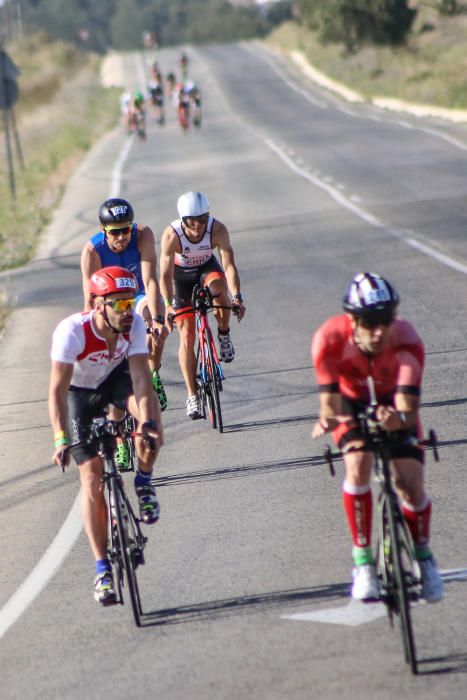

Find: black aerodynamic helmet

[343,272,399,324]
[98,198,134,226]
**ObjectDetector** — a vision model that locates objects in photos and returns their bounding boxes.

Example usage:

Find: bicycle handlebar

[324,426,439,477]
[58,417,156,472]
[167,284,240,324]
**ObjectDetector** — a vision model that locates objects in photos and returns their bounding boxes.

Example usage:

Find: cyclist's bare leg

[79,456,108,560]
[391,457,426,507]
[177,316,198,397]
[343,448,373,486]
[209,277,231,332]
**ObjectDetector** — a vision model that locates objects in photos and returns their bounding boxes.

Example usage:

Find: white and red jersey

[171,217,215,269]
[50,310,148,389]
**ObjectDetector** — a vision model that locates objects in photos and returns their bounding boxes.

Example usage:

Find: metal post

[9,105,24,169]
[2,105,16,198]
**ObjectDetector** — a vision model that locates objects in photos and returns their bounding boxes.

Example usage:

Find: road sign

[0,51,20,109]
[0,50,20,81]
[0,78,18,109]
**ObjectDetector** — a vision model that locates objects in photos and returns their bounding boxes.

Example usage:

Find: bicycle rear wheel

[204,330,223,433]
[110,477,143,627]
[383,494,418,674]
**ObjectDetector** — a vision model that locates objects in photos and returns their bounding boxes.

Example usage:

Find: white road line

[282,600,387,627]
[264,137,467,275]
[242,43,327,109]
[192,43,467,277]
[253,43,467,153]
[282,569,467,627]
[109,135,134,197]
[0,132,134,641]
[0,494,82,640]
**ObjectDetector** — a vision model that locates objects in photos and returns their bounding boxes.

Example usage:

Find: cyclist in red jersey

[311,272,443,603]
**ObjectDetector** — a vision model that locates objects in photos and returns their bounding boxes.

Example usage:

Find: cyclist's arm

[376,349,423,431]
[138,225,165,321]
[80,243,102,311]
[213,221,244,308]
[128,353,163,445]
[311,391,353,438]
[159,227,178,310]
[49,360,73,436]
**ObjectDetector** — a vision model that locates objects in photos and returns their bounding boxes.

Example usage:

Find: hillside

[266,5,467,109]
[0,33,119,274]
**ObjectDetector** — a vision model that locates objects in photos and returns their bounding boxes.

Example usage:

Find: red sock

[342,482,372,548]
[402,499,432,546]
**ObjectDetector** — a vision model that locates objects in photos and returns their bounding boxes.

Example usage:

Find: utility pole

[0,42,21,199]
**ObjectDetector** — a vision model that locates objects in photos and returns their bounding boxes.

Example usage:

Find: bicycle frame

[63,417,147,626]
[193,286,226,432]
[169,285,233,432]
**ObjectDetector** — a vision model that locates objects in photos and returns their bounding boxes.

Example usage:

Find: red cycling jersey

[312,314,424,403]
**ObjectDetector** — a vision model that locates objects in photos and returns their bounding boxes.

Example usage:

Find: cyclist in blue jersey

[81,199,168,469]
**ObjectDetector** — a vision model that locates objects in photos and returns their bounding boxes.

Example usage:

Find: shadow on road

[417,651,467,676]
[141,582,349,628]
[155,453,326,487]
[224,413,315,433]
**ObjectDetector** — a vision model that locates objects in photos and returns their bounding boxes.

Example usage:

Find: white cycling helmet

[343,272,399,319]
[177,191,210,218]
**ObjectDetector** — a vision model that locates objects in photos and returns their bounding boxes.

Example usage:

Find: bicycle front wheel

[204,330,223,433]
[384,494,418,674]
[110,477,143,627]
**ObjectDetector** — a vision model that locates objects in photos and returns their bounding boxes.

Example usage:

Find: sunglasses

[182,214,209,226]
[358,311,394,329]
[104,224,132,236]
[103,298,137,313]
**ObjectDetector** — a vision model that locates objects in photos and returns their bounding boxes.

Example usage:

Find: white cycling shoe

[351,564,379,600]
[419,556,444,603]
[218,333,235,363]
[186,394,201,419]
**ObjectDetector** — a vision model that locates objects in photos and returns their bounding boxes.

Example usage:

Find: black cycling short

[67,360,133,465]
[338,396,424,464]
[172,256,224,310]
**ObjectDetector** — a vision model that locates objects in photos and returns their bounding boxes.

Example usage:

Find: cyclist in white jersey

[49,267,163,606]
[160,191,246,418]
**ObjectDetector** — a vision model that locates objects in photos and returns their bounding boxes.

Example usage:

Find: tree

[295,0,417,51]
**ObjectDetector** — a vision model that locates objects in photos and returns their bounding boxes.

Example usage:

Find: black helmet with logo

[98,198,134,226]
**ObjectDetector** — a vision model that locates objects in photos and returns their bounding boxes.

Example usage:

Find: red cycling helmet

[89,266,137,297]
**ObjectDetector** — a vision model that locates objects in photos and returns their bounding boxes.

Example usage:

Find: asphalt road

[1,43,467,699]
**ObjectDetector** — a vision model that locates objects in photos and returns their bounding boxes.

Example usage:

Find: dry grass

[0,34,120,333]
[266,6,467,107]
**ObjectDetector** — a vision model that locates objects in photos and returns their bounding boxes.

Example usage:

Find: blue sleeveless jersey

[90,225,144,294]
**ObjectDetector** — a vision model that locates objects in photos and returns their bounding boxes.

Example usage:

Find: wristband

[142,420,157,431]
[164,298,171,308]
[232,293,243,303]
[54,430,68,440]
[54,435,70,448]
[153,314,165,324]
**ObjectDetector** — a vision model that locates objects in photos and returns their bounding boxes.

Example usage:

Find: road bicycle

[178,102,190,130]
[169,284,238,433]
[129,110,146,140]
[324,377,439,674]
[61,416,151,626]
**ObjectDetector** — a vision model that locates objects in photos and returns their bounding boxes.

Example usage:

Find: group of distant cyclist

[48,47,445,615]
[120,52,202,137]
